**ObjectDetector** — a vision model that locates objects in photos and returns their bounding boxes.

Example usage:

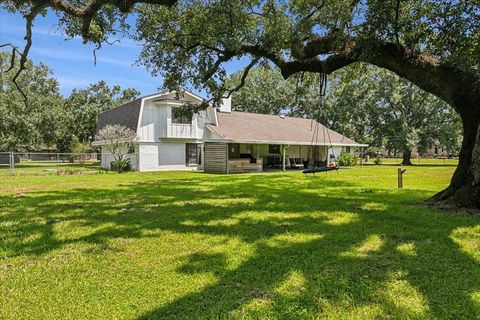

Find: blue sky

[0,9,245,98]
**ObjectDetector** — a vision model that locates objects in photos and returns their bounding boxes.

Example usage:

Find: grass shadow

[1,172,478,319]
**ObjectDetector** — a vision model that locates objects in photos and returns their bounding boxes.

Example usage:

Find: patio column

[282,145,286,171]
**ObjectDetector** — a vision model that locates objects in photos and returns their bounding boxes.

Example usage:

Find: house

[94,91,367,173]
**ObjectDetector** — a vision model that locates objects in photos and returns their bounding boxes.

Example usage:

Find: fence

[0,152,103,176]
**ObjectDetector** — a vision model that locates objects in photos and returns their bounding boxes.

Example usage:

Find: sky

[0,9,245,98]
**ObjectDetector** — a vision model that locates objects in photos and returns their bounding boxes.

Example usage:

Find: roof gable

[96,98,142,135]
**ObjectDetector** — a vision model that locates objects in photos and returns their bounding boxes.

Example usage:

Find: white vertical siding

[138,99,168,142]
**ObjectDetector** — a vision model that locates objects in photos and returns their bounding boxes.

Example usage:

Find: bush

[57,168,102,175]
[337,152,359,167]
[373,156,383,165]
[71,142,91,166]
[111,158,130,173]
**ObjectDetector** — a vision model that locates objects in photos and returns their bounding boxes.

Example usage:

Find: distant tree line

[226,63,462,165]
[0,52,139,153]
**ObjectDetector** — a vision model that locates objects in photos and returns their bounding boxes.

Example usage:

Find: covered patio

[227,142,330,172]
[203,140,365,174]
[202,111,367,174]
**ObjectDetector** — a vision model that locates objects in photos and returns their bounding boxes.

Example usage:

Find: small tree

[95,124,138,172]
[71,141,91,166]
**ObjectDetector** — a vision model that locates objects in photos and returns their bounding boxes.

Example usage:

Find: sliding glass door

[186,143,201,165]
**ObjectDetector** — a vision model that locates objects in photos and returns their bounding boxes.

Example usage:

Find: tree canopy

[227,63,462,164]
[134,0,479,104]
[0,52,139,152]
[0,51,63,151]
[62,81,140,148]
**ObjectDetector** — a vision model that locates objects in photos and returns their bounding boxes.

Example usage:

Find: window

[186,143,200,165]
[346,146,351,153]
[269,144,280,154]
[172,107,192,124]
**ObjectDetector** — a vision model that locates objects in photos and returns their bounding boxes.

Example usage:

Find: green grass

[0,160,103,176]
[379,157,459,166]
[1,161,479,319]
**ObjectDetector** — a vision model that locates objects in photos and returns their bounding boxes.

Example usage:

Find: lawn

[1,162,479,319]
[0,159,102,176]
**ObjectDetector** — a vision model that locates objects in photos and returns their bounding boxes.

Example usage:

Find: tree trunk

[429,114,480,209]
[401,149,413,166]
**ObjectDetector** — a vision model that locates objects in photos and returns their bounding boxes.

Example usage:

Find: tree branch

[29,0,177,39]
[1,0,177,106]
[224,57,260,98]
[6,3,46,107]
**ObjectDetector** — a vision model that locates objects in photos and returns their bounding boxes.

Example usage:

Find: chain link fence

[0,152,104,176]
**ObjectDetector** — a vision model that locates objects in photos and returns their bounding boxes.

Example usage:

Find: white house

[94,90,367,173]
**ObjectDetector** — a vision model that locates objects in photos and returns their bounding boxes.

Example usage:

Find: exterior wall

[159,142,186,165]
[331,146,344,159]
[138,141,199,172]
[138,96,216,142]
[100,146,138,171]
[135,94,215,172]
[138,143,159,171]
[138,98,169,141]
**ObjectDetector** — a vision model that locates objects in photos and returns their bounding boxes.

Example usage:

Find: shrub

[111,158,130,173]
[337,152,359,167]
[71,142,91,166]
[373,156,383,165]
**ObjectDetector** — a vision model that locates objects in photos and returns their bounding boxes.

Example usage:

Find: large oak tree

[134,0,480,209]
[2,0,479,208]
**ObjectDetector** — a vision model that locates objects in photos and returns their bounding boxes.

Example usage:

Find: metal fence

[0,152,103,176]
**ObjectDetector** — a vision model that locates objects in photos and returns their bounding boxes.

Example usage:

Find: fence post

[398,168,406,189]
[56,153,59,174]
[360,147,363,167]
[9,151,14,176]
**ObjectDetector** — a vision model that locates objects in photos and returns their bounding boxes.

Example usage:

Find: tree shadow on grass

[378,163,458,167]
[1,173,479,318]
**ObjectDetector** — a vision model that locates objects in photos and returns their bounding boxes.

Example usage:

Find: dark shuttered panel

[204,142,228,174]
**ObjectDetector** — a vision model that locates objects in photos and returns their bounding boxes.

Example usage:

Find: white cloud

[31,47,133,67]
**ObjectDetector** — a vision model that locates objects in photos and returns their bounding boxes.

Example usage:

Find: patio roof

[206,111,368,147]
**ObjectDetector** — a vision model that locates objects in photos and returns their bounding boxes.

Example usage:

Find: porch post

[282,145,286,171]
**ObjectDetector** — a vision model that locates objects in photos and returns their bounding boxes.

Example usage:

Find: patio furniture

[289,158,304,169]
[266,154,281,168]
[303,159,310,169]
[314,159,328,168]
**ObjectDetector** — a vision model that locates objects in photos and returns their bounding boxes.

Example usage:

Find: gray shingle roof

[206,111,366,146]
[96,98,142,135]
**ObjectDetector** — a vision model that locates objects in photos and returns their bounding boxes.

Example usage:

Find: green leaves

[0,52,140,152]
[0,52,63,151]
